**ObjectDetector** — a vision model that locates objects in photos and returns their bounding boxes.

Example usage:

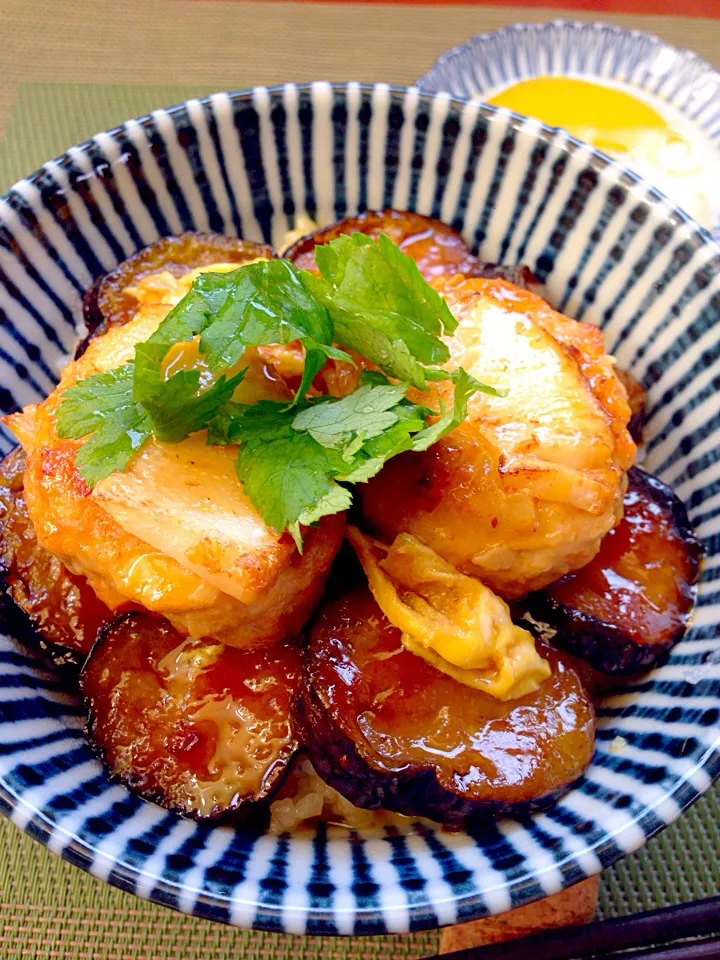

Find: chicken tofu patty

[6,269,344,649]
[362,276,636,598]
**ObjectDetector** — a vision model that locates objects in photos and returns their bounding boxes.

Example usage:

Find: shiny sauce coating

[0,447,111,654]
[82,233,275,341]
[82,614,301,818]
[306,589,595,809]
[547,468,701,648]
[285,209,482,279]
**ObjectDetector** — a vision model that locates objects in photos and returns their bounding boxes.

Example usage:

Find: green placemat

[0,84,222,191]
[0,80,718,959]
[0,790,718,958]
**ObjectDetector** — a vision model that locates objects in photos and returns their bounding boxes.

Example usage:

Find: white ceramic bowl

[0,82,718,934]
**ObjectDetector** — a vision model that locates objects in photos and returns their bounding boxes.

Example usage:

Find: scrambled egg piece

[362,276,636,598]
[347,526,550,700]
[5,266,344,649]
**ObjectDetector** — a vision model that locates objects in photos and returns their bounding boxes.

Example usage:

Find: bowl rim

[1,81,719,934]
[2,80,718,254]
[417,17,720,100]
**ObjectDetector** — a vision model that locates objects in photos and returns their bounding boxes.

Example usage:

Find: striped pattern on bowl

[0,82,718,934]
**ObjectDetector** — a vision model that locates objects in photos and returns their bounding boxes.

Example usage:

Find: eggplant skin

[523,600,669,676]
[0,446,111,668]
[0,590,87,674]
[284,208,542,290]
[295,678,497,825]
[528,467,703,676]
[296,669,591,826]
[616,369,647,445]
[468,262,543,293]
[82,613,301,822]
[77,232,276,357]
[78,275,105,354]
[297,589,595,826]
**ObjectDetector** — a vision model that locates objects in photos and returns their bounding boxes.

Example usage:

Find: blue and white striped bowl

[418,20,720,239]
[0,82,719,935]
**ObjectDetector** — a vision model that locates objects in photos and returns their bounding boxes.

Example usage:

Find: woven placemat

[1,2,719,955]
[2,0,720,151]
[0,788,718,959]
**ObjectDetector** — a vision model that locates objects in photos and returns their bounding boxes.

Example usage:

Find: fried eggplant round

[285,208,504,281]
[81,613,302,820]
[529,467,702,675]
[79,232,275,353]
[0,447,111,665]
[297,589,595,825]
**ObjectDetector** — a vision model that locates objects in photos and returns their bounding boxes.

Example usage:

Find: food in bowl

[0,210,701,826]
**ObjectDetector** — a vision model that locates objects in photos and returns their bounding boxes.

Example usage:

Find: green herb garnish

[57,365,151,487]
[57,233,498,545]
[307,233,457,388]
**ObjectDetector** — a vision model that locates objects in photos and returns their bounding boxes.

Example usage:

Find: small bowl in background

[418,20,720,238]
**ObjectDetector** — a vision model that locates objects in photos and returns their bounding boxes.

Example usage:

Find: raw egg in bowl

[419,20,720,236]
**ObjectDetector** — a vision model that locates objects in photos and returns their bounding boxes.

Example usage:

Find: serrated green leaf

[314,232,456,365]
[56,364,135,439]
[233,406,350,537]
[292,382,409,449]
[411,367,490,452]
[196,259,352,402]
[73,410,151,487]
[56,364,152,486]
[59,234,500,537]
[338,406,428,482]
[133,340,246,443]
[290,484,354,550]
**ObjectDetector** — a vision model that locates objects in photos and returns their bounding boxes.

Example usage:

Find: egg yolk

[486,76,719,228]
[487,76,690,169]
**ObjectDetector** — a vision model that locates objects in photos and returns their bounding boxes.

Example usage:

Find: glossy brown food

[82,613,302,819]
[362,275,636,599]
[616,368,647,444]
[529,467,702,675]
[0,446,111,663]
[297,589,595,824]
[80,232,275,352]
[285,208,540,286]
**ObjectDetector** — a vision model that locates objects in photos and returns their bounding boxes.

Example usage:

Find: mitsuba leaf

[133,341,246,443]
[196,260,352,402]
[226,400,352,549]
[314,233,457,364]
[56,364,151,486]
[60,234,500,538]
[207,374,484,545]
[292,382,409,450]
[411,368,487,452]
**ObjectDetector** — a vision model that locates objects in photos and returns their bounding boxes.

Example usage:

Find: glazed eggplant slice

[285,208,541,287]
[0,447,112,665]
[528,467,702,675]
[79,232,275,353]
[468,261,543,292]
[81,613,302,819]
[297,588,595,825]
